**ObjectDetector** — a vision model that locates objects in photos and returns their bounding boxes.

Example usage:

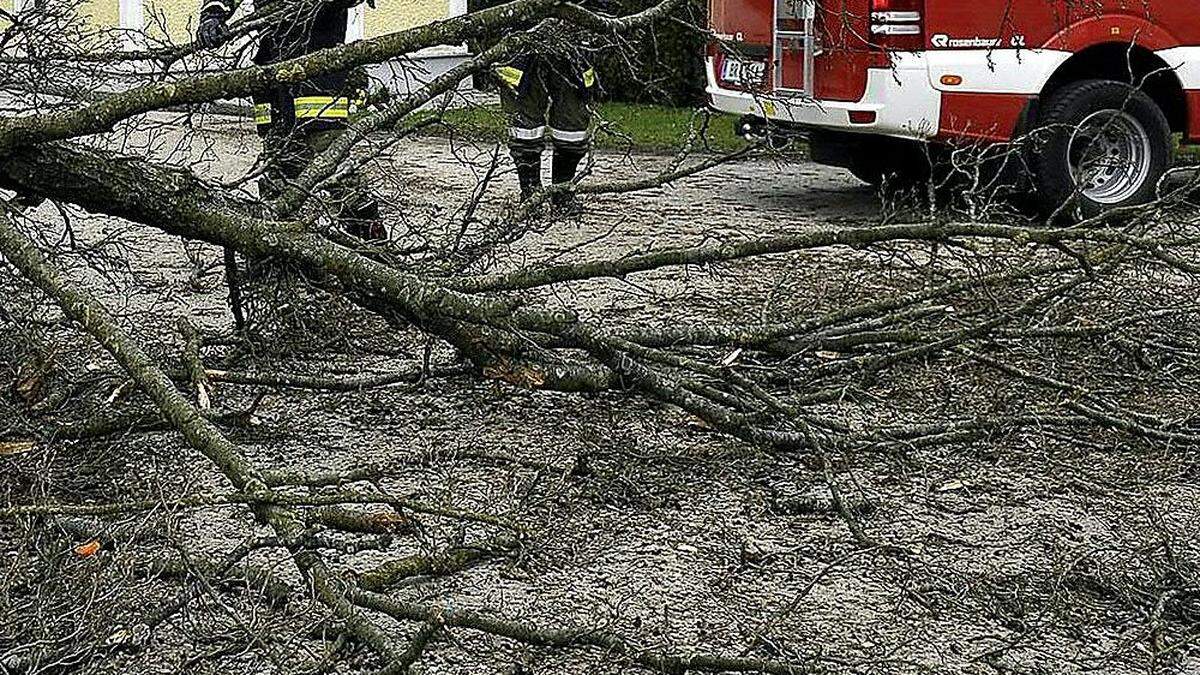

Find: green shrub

[591,0,708,106]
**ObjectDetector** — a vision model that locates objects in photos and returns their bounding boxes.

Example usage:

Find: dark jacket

[201,0,362,131]
[476,0,610,95]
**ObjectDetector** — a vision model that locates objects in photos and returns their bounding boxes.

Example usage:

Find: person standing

[494,22,600,209]
[197,0,386,240]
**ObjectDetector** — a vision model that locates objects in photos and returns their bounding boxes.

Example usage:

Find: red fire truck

[706,0,1200,214]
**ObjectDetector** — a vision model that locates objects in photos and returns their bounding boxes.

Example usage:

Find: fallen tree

[2,0,1200,672]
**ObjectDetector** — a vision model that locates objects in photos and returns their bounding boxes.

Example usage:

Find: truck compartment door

[813,0,875,102]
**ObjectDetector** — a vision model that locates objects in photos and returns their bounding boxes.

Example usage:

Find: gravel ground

[2,123,1198,675]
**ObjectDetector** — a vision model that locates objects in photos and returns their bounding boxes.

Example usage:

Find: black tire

[845,140,931,190]
[847,162,884,186]
[1033,79,1172,219]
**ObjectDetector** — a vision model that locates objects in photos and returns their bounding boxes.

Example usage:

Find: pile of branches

[1,0,1199,672]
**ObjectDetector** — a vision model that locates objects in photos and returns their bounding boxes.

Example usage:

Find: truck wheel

[846,145,931,192]
[1033,80,1172,218]
[847,162,884,186]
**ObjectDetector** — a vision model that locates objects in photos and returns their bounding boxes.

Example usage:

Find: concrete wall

[366,0,448,37]
[3,1,473,94]
[81,0,121,27]
[68,1,460,40]
[0,1,120,36]
[145,0,194,40]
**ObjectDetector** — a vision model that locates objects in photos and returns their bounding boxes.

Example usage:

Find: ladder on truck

[773,0,817,96]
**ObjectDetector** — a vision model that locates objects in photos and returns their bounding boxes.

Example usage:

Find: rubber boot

[515,156,543,202]
[551,150,584,214]
[341,198,387,242]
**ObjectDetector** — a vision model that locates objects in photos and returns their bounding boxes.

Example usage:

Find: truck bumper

[706,53,941,141]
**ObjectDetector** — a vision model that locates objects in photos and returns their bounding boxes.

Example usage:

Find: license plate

[720,58,766,87]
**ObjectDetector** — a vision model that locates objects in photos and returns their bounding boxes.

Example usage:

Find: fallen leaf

[197,382,211,411]
[370,511,415,534]
[483,361,545,388]
[0,441,35,456]
[105,628,134,647]
[13,354,52,406]
[105,380,133,405]
[937,480,965,492]
[74,539,102,557]
[14,374,43,404]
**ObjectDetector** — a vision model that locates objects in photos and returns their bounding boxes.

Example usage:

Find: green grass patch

[413,101,746,154]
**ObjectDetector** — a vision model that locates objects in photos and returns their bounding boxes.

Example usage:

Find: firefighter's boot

[514,153,543,202]
[341,197,387,242]
[550,149,584,214]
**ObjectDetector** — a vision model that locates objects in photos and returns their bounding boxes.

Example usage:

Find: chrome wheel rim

[1068,109,1152,205]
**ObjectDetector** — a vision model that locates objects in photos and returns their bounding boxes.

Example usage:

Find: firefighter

[494,22,602,209]
[196,0,386,240]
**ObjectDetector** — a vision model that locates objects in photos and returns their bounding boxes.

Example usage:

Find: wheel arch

[1039,42,1188,134]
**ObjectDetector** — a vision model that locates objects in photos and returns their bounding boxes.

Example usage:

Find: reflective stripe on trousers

[549,128,588,143]
[509,125,546,140]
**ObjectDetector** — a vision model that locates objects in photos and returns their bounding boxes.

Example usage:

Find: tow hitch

[735,114,803,149]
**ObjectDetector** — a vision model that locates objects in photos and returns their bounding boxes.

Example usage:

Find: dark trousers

[255,91,383,239]
[259,129,371,211]
[496,56,595,164]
